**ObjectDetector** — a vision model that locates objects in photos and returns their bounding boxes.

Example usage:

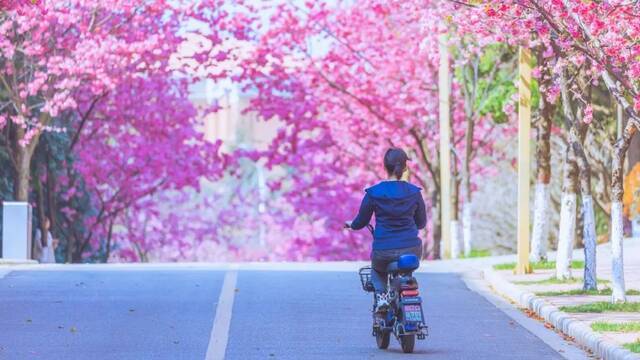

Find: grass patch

[560,302,640,313]
[461,249,491,258]
[536,288,640,297]
[591,322,640,333]
[493,263,517,270]
[493,260,584,271]
[514,277,609,286]
[624,341,640,353]
[515,277,579,285]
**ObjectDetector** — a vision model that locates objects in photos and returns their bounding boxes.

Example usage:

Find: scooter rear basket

[359,266,375,292]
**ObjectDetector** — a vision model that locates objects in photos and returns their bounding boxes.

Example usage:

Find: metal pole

[439,34,452,259]
[516,47,533,274]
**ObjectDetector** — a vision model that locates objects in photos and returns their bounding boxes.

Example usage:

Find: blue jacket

[351,181,426,250]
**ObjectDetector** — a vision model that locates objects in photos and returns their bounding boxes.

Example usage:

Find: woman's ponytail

[393,163,404,180]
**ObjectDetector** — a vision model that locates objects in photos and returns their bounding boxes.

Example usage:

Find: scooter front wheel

[376,330,390,349]
[400,334,415,353]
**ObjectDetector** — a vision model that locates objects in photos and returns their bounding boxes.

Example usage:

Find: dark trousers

[370,245,422,293]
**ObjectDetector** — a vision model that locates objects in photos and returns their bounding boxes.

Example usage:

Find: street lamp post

[516,47,533,275]
[439,34,452,259]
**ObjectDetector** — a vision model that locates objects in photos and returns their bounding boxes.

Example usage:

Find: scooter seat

[386,254,420,273]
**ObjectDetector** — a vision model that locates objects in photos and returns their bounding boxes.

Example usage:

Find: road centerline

[205,269,238,360]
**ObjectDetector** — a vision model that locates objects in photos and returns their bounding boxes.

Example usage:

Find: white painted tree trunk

[610,202,627,303]
[450,220,461,259]
[581,195,597,291]
[530,183,550,262]
[556,192,577,280]
[463,203,472,257]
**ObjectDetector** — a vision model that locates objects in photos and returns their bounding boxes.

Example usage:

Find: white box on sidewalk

[2,202,32,260]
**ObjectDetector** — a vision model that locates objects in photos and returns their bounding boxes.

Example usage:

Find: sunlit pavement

[0,264,590,359]
[0,270,223,359]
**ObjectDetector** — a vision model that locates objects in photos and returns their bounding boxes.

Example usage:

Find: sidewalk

[484,238,640,360]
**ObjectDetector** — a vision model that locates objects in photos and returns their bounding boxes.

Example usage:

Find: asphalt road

[0,267,586,359]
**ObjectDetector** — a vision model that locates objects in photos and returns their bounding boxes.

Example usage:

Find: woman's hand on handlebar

[345,222,374,235]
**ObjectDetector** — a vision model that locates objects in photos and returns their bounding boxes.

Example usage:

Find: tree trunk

[610,122,636,303]
[575,198,584,249]
[430,189,441,260]
[450,219,460,259]
[14,145,34,201]
[531,93,553,262]
[12,116,44,201]
[450,160,460,259]
[410,129,440,260]
[531,183,551,261]
[66,231,75,263]
[627,122,640,171]
[72,247,83,263]
[104,219,115,263]
[581,195,597,289]
[34,176,46,248]
[45,142,57,228]
[462,113,474,257]
[462,203,472,257]
[32,174,47,261]
[556,147,579,280]
[598,69,640,303]
[573,142,597,290]
[555,68,593,281]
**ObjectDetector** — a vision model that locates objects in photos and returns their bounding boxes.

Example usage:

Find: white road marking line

[205,269,238,360]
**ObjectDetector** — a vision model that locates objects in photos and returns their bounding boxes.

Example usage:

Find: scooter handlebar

[344,222,374,235]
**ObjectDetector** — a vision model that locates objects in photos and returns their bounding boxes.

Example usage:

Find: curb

[484,268,640,360]
[0,259,37,265]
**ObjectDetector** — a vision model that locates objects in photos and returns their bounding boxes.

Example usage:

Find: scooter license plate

[403,304,423,322]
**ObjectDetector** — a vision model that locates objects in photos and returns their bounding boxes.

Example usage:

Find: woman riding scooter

[345,147,427,312]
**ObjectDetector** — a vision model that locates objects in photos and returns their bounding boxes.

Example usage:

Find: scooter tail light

[401,290,419,297]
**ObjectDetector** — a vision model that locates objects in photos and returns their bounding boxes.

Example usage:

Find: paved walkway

[494,238,640,354]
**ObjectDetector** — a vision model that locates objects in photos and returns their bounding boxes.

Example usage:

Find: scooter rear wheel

[400,334,415,353]
[376,330,390,349]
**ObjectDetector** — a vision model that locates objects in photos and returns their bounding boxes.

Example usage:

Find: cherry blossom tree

[217,0,515,260]
[7,0,638,269]
[0,1,171,201]
[0,0,232,262]
[60,76,224,261]
[464,0,640,302]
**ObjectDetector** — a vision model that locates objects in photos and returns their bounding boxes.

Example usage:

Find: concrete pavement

[0,264,590,359]
[0,270,224,359]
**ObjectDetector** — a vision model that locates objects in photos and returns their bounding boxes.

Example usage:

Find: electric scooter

[357,224,428,353]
